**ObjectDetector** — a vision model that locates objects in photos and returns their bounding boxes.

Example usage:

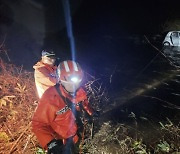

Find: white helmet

[57,60,84,93]
[41,50,56,58]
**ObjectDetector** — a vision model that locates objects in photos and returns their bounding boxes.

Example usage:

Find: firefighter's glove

[47,139,63,154]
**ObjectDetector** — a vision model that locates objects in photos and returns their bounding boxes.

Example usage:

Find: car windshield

[171,32,179,37]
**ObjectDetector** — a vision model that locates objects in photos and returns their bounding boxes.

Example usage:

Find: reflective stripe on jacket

[33,61,57,98]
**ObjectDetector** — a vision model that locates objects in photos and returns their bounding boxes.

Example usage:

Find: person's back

[33,50,57,98]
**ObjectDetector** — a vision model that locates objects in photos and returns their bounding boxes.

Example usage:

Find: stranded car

[163,31,180,47]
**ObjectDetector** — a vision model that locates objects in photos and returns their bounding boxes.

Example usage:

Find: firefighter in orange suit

[33,50,57,98]
[32,60,98,154]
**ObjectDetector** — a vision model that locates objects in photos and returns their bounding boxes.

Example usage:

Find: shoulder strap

[55,83,63,98]
[54,83,73,109]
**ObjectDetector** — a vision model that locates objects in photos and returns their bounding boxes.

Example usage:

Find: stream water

[81,38,180,124]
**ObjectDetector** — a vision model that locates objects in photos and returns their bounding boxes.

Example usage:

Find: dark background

[0,0,179,70]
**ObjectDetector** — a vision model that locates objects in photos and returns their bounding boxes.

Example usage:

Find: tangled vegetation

[0,58,38,153]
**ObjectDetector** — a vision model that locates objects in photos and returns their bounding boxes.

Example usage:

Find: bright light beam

[62,0,76,61]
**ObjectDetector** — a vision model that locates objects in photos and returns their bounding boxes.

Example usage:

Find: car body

[163,31,180,47]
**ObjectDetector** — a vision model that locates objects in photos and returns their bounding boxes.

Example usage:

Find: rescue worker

[32,60,98,154]
[33,50,57,98]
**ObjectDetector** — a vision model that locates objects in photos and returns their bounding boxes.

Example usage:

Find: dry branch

[9,123,31,154]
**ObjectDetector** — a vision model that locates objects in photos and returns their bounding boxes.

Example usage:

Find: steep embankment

[0,58,180,154]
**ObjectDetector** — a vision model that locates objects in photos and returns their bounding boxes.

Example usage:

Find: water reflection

[162,46,180,66]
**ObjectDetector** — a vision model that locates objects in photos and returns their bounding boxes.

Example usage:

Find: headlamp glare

[70,76,79,83]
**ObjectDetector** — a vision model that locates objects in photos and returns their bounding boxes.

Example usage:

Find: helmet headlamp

[57,60,84,93]
[70,76,79,83]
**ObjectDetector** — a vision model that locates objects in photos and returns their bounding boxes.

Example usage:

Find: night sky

[73,0,179,34]
[0,0,179,69]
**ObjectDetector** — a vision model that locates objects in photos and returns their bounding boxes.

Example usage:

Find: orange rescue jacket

[32,84,94,149]
[33,61,57,98]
